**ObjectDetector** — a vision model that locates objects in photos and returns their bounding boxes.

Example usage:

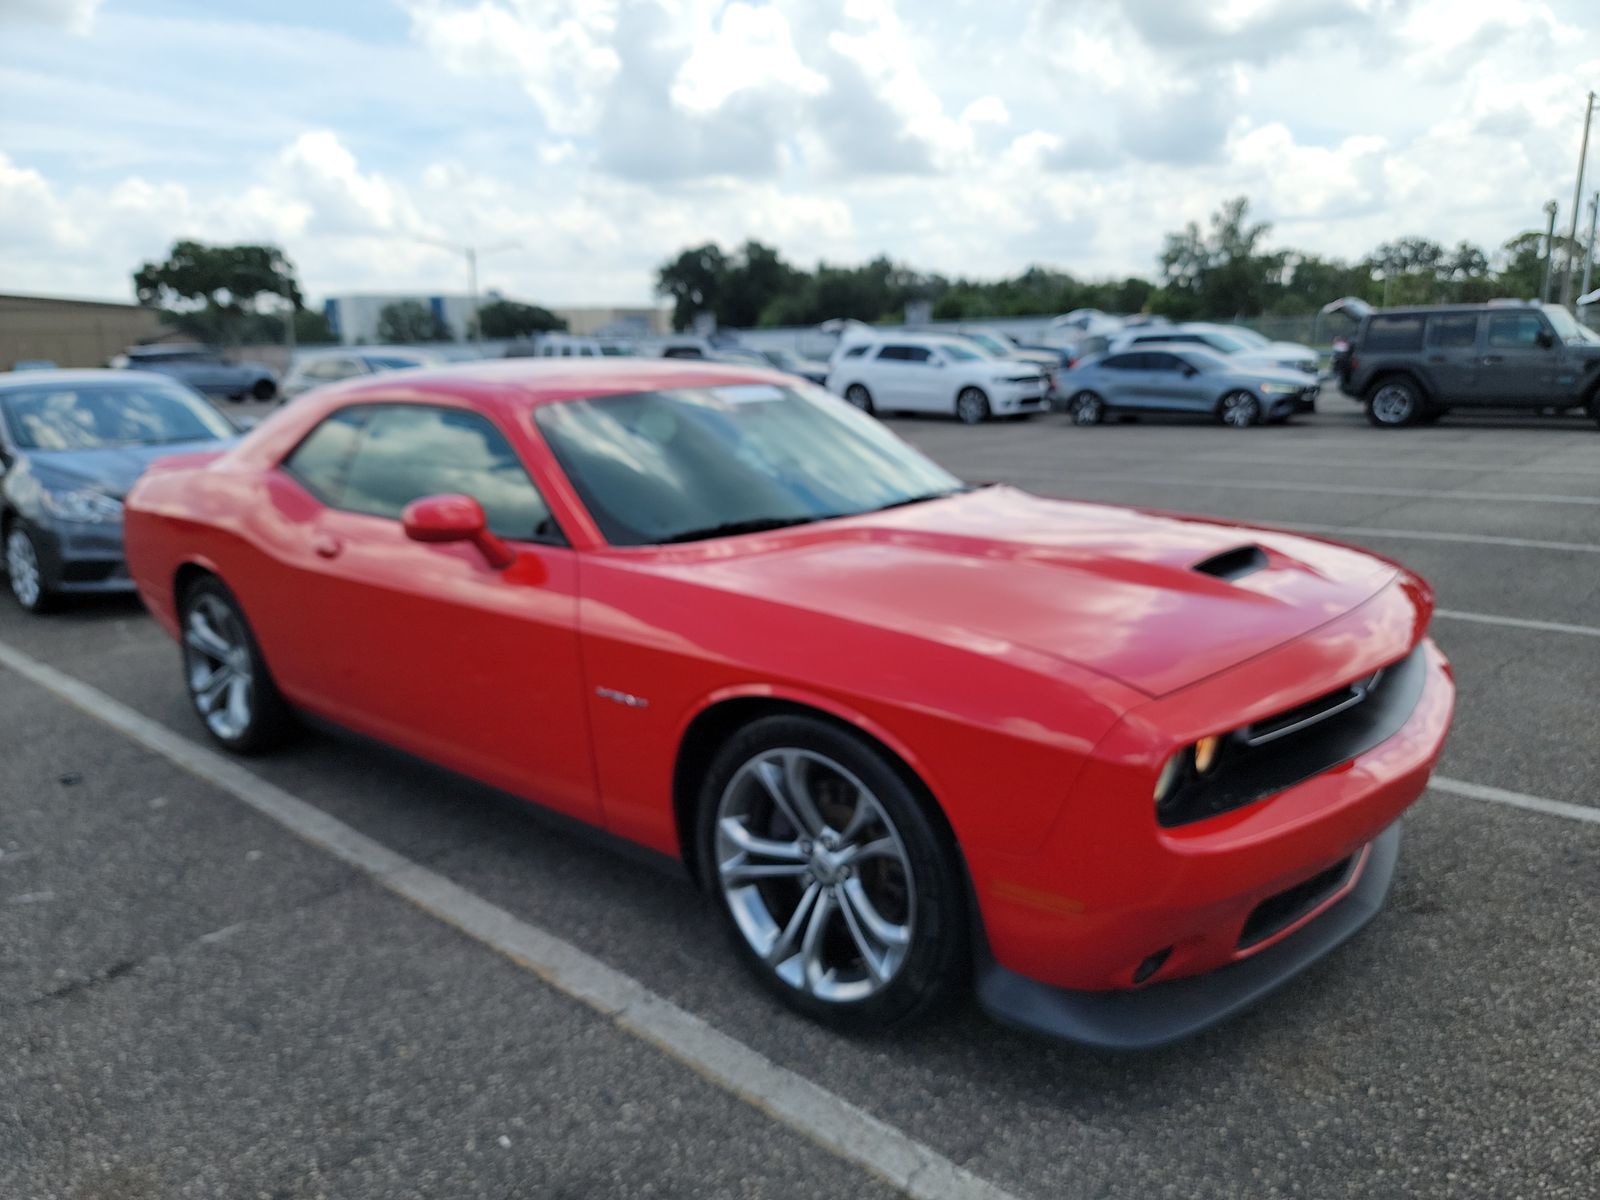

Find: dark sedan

[1,370,236,612]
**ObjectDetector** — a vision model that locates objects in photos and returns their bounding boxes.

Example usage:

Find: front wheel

[179,577,294,753]
[1068,391,1105,426]
[697,716,967,1031]
[251,378,277,401]
[843,384,875,415]
[1217,391,1261,428]
[1366,378,1423,427]
[955,387,990,426]
[5,524,57,614]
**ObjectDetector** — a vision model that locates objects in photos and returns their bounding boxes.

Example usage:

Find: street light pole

[1542,200,1560,303]
[1561,90,1596,308]
[1583,192,1600,304]
[408,237,520,345]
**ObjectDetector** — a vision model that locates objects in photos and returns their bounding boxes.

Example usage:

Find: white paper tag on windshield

[715,384,786,404]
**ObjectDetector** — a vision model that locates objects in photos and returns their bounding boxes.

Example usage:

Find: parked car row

[110,343,279,402]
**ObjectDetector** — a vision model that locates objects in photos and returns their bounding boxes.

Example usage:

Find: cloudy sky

[3,0,1600,308]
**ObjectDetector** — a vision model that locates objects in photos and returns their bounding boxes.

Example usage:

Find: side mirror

[402,494,515,569]
[1536,329,1556,348]
[1182,365,1198,377]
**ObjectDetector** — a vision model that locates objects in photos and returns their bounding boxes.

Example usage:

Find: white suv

[825,335,1049,425]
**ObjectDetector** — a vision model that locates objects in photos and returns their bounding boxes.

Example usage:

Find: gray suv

[112,343,278,402]
[1341,302,1600,428]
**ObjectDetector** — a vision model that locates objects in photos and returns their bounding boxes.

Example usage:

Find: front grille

[1238,854,1358,949]
[1157,644,1427,828]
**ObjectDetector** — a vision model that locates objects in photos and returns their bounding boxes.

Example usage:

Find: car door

[868,345,920,409]
[1473,311,1560,406]
[1094,352,1160,410]
[1139,352,1211,412]
[1421,312,1482,402]
[266,401,599,821]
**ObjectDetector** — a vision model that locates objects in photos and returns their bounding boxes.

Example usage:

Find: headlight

[1154,735,1227,817]
[1259,382,1302,395]
[40,487,123,524]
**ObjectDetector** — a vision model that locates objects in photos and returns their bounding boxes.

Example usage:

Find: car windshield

[1542,304,1600,344]
[0,381,234,451]
[963,333,1009,355]
[1177,349,1234,373]
[1196,331,1249,353]
[1226,327,1270,347]
[941,343,983,361]
[534,383,964,545]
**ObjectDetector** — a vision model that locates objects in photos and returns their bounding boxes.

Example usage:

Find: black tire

[843,384,875,415]
[251,378,277,401]
[177,575,295,754]
[955,387,990,426]
[1068,390,1105,426]
[695,714,968,1032]
[1587,391,1600,429]
[4,521,58,614]
[1217,390,1261,428]
[1365,377,1424,427]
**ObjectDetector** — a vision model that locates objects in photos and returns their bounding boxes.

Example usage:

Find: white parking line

[1431,777,1600,826]
[1078,476,1600,506]
[1284,523,1600,555]
[1048,449,1600,479]
[1434,609,1600,639]
[0,639,1021,1200]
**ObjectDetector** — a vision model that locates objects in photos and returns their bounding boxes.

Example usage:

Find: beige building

[0,293,165,370]
[551,305,672,337]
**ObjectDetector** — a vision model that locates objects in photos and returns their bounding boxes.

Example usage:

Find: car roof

[1364,302,1537,318]
[860,333,980,350]
[0,367,177,391]
[304,357,797,417]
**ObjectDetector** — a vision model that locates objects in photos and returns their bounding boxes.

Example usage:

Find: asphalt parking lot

[3,392,1598,1199]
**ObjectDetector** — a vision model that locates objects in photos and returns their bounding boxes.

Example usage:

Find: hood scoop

[1191,544,1268,582]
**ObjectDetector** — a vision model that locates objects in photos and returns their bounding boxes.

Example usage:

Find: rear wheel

[955,387,990,425]
[844,384,875,415]
[1217,391,1261,429]
[251,378,277,401]
[5,524,56,614]
[1366,378,1424,427]
[697,715,967,1031]
[1068,390,1105,426]
[179,576,294,753]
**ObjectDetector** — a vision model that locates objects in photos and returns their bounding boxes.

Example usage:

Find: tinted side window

[1427,315,1479,349]
[1365,316,1425,351]
[337,406,558,541]
[282,408,371,501]
[1485,312,1546,348]
[1100,354,1140,371]
[842,345,869,359]
[1146,353,1184,372]
[876,345,917,361]
[662,346,704,359]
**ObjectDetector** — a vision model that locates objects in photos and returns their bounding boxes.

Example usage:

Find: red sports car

[123,361,1454,1047]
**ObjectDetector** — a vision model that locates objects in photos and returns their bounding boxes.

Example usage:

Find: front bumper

[24,520,136,594]
[977,820,1402,1049]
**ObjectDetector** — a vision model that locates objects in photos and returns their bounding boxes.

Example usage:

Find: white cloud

[671,2,826,113]
[0,0,103,34]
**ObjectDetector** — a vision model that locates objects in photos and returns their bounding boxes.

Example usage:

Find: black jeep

[1340,301,1600,428]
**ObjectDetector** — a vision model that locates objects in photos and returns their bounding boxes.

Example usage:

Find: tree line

[133,240,565,345]
[656,197,1577,331]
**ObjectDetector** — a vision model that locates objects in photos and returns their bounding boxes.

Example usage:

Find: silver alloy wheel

[1072,393,1103,425]
[6,528,41,609]
[956,388,988,425]
[1371,383,1415,425]
[182,593,256,741]
[844,384,872,412]
[714,748,915,1004]
[1220,391,1260,428]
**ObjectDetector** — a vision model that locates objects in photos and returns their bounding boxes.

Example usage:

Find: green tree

[376,300,454,344]
[656,244,728,331]
[133,240,302,345]
[1155,196,1285,319]
[477,299,567,339]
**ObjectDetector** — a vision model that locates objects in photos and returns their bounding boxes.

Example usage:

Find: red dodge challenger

[123,360,1454,1047]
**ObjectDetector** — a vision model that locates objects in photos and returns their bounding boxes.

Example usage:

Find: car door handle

[312,534,343,559]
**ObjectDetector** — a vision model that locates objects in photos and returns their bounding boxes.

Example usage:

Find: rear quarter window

[1364,316,1426,352]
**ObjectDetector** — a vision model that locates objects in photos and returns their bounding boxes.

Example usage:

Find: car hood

[26,439,231,500]
[643,486,1399,698]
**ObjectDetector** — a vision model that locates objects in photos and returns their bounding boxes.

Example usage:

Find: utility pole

[1583,192,1600,304]
[1542,200,1560,303]
[410,237,519,344]
[1561,90,1596,307]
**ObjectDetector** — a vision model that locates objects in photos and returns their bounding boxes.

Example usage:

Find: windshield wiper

[866,486,973,513]
[659,515,830,544]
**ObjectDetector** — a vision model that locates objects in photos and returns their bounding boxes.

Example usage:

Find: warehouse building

[0,293,164,369]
